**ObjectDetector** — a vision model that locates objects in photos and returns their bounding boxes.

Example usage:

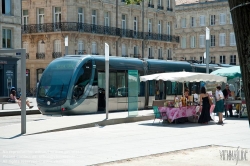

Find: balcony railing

[92,53,99,55]
[167,57,173,60]
[26,53,29,59]
[22,22,179,43]
[122,55,128,57]
[75,50,87,55]
[148,4,154,8]
[157,5,164,10]
[130,54,141,58]
[167,7,173,11]
[148,56,154,59]
[158,57,163,60]
[36,53,45,59]
[52,52,62,59]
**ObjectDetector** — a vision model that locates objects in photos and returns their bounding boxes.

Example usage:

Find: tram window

[149,81,154,96]
[166,81,172,95]
[139,82,145,96]
[72,60,92,101]
[117,72,127,97]
[109,72,117,97]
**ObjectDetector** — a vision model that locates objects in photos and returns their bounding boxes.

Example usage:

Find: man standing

[222,84,233,117]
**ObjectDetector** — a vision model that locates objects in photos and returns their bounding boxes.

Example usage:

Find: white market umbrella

[140,71,227,83]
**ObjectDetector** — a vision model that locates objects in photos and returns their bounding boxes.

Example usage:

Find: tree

[125,0,142,4]
[228,0,250,125]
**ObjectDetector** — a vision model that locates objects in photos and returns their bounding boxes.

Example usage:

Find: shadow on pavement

[139,122,217,128]
[0,133,23,139]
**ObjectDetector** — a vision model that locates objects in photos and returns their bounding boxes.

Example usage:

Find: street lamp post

[142,0,144,59]
[105,43,109,119]
[206,27,210,73]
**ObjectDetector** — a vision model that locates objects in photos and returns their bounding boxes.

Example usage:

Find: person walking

[223,84,233,117]
[213,86,224,124]
[198,87,211,124]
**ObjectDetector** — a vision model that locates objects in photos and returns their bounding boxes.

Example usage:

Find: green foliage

[125,0,143,5]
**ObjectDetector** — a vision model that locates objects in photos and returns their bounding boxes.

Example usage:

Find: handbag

[208,97,213,106]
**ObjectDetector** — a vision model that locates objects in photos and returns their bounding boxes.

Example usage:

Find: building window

[2,29,11,48]
[211,56,216,64]
[92,10,97,25]
[210,15,215,25]
[2,0,11,15]
[22,10,29,25]
[78,8,84,23]
[230,55,236,65]
[148,47,153,57]
[23,41,29,54]
[37,8,44,31]
[190,57,196,60]
[230,32,236,46]
[200,15,205,26]
[199,35,205,48]
[190,36,196,48]
[181,18,186,28]
[134,17,137,37]
[134,46,139,55]
[219,33,226,46]
[37,68,44,82]
[210,35,215,47]
[92,42,97,54]
[191,17,196,27]
[181,37,186,49]
[78,40,84,52]
[148,19,152,33]
[167,22,171,35]
[122,44,127,57]
[54,7,61,30]
[122,14,126,35]
[104,12,109,26]
[167,48,172,59]
[200,56,204,64]
[220,55,226,64]
[158,47,162,58]
[38,40,45,53]
[54,40,61,52]
[158,20,162,34]
[219,13,226,25]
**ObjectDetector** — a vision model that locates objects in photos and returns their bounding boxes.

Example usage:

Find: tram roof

[146,59,193,72]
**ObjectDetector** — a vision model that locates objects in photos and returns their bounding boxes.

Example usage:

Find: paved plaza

[0,110,250,166]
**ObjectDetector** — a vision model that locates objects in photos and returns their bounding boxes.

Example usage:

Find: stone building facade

[0,0,22,96]
[22,0,178,89]
[175,0,238,65]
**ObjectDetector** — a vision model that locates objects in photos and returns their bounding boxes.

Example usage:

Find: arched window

[38,40,45,53]
[122,44,127,57]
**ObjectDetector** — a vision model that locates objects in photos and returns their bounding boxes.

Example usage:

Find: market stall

[140,71,227,123]
[210,66,247,118]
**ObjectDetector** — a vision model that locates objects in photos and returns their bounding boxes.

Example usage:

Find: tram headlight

[47,101,51,105]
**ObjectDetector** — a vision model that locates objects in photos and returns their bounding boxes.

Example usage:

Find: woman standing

[198,87,211,124]
[213,86,224,124]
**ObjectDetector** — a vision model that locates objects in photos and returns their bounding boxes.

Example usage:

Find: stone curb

[0,110,41,117]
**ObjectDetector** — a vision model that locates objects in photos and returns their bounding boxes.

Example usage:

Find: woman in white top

[213,86,224,124]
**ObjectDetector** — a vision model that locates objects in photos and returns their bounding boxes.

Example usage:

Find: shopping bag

[210,104,215,113]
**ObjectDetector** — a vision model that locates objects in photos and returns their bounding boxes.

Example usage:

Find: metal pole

[105,43,109,119]
[116,0,118,56]
[206,27,210,73]
[142,0,144,59]
[21,49,26,134]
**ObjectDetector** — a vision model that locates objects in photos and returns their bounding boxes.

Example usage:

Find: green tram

[36,55,228,115]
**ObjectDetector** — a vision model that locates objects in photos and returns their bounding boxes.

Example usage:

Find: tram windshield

[38,59,79,100]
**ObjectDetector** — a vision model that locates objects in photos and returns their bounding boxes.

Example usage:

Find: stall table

[158,106,197,123]
[225,100,247,118]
